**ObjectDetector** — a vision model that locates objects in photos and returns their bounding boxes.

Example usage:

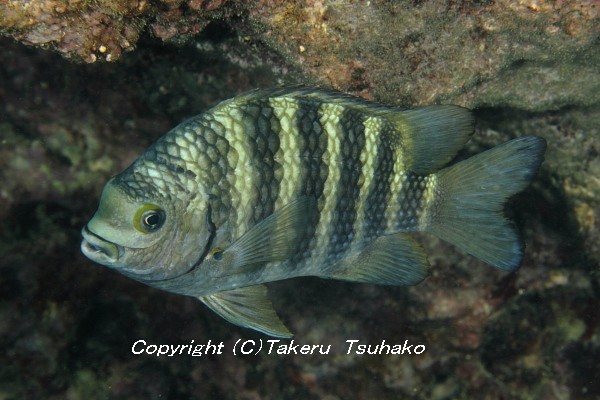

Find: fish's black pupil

[142,209,164,231]
[145,214,159,226]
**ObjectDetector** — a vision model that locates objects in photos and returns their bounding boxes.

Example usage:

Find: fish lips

[81,225,122,266]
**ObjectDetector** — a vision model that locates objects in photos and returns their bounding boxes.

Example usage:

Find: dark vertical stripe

[239,100,282,224]
[292,98,328,262]
[327,108,366,257]
[395,171,427,230]
[196,115,234,229]
[364,123,396,238]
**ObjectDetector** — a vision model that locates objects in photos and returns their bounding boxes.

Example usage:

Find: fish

[80,88,546,337]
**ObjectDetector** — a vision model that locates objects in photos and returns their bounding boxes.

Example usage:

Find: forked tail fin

[425,136,546,271]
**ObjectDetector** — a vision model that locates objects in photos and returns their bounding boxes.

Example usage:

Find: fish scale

[81,87,546,337]
[363,127,395,238]
[289,100,329,262]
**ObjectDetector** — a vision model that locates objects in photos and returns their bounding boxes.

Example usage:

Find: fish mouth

[81,225,121,265]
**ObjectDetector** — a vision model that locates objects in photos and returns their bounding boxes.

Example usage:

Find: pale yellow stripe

[418,174,437,230]
[352,116,381,244]
[212,106,256,235]
[384,133,406,231]
[270,97,301,210]
[313,103,344,253]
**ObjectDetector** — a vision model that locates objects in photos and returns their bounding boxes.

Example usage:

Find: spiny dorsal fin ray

[328,233,430,286]
[199,285,292,338]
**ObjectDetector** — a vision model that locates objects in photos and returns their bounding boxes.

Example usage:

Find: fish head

[81,177,212,282]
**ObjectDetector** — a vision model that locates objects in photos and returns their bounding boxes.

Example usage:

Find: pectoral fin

[216,197,316,270]
[199,285,292,338]
[330,233,430,286]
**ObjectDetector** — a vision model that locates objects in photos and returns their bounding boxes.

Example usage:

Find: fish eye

[134,204,166,233]
[211,248,224,261]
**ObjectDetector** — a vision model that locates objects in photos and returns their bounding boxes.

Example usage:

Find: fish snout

[81,226,120,265]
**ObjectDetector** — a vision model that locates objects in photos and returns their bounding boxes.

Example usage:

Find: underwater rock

[0,0,232,63]
[3,0,599,111]
[248,0,599,111]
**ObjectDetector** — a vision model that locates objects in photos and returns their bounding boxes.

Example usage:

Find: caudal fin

[425,136,546,271]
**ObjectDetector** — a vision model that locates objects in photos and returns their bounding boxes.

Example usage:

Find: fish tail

[424,136,546,271]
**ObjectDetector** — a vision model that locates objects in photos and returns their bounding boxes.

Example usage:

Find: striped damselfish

[81,88,546,337]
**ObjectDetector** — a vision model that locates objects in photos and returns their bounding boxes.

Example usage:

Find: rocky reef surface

[1,1,599,399]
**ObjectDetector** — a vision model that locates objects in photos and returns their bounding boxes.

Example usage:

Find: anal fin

[330,233,430,286]
[199,285,292,338]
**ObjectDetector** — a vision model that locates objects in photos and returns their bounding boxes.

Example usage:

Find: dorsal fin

[218,88,473,175]
[384,105,474,174]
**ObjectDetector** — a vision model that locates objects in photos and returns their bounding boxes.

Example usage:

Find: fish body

[81,88,546,337]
